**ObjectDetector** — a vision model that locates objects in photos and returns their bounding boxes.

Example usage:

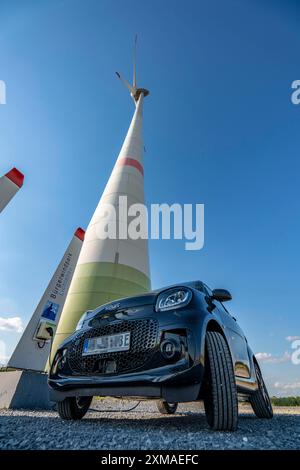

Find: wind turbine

[51,37,151,358]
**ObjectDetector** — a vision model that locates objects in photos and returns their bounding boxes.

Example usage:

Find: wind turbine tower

[52,38,151,356]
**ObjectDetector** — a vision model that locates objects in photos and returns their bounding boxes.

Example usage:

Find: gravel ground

[0,400,299,450]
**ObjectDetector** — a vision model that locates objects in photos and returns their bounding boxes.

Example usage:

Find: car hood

[89,280,201,318]
[92,292,157,316]
[58,281,201,347]
[58,292,159,348]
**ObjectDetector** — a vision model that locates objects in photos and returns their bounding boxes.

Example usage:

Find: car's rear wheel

[57,396,93,420]
[157,400,178,414]
[250,363,273,418]
[204,331,238,431]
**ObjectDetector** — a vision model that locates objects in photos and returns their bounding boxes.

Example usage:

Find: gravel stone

[0,400,299,450]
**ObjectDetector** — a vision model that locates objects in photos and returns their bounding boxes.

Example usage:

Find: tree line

[271,396,300,406]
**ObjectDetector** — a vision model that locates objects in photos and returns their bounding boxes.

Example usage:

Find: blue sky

[0,0,299,395]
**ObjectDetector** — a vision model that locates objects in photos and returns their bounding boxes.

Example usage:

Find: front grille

[67,318,159,375]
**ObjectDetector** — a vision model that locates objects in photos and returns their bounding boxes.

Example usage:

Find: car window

[194,282,207,294]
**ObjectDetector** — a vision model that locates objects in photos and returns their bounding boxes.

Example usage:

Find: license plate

[82,332,131,356]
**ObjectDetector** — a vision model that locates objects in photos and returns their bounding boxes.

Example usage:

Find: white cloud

[255,351,291,364]
[286,336,300,342]
[274,381,300,391]
[0,316,23,333]
[255,352,272,361]
[0,355,8,366]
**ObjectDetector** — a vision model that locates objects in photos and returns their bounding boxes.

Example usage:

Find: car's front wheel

[204,331,238,431]
[250,363,273,419]
[57,396,93,420]
[157,400,178,414]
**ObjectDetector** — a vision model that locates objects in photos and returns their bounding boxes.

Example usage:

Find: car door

[203,285,251,378]
[216,301,251,378]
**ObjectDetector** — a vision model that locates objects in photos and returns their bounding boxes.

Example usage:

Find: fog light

[160,339,181,361]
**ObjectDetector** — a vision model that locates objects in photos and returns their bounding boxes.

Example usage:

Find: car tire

[204,331,238,431]
[157,400,178,414]
[57,396,93,420]
[250,363,273,419]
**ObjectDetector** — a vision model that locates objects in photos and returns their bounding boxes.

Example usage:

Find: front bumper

[49,361,203,403]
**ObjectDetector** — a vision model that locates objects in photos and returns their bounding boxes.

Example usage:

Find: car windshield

[182,281,207,293]
[152,280,207,294]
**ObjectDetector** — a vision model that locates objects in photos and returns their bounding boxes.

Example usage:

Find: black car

[48,281,273,431]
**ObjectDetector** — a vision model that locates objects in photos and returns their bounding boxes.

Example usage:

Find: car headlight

[156,288,192,312]
[75,311,92,331]
[50,348,67,375]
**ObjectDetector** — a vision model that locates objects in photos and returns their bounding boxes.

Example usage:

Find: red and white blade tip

[74,227,85,241]
[5,167,24,188]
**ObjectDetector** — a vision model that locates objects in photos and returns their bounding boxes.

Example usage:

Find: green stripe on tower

[50,262,150,358]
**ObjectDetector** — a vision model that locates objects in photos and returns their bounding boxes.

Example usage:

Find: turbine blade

[133,34,137,89]
[115,71,135,95]
[0,167,24,213]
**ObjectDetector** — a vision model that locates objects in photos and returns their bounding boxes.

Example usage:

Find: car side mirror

[212,289,232,302]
